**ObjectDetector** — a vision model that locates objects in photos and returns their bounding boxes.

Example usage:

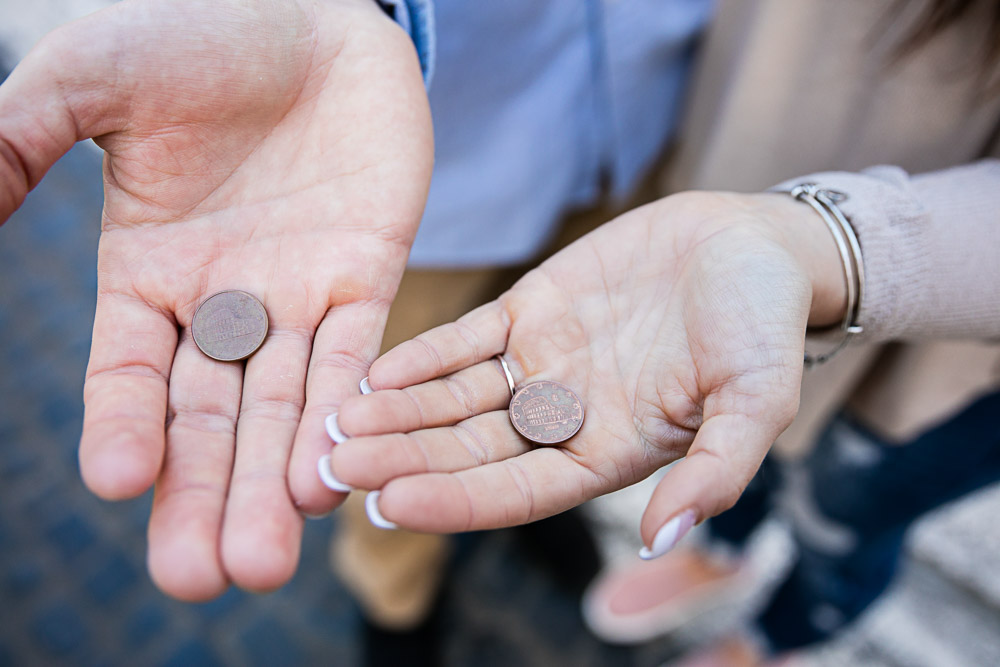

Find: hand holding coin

[4,0,435,602]
[327,194,809,546]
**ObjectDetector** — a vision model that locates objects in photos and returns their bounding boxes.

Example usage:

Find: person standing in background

[323,1,1000,665]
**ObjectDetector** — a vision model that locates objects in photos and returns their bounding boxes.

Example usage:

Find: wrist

[749,193,849,328]
[371,0,435,84]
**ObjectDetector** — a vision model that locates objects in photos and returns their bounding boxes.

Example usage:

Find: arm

[323,161,1000,557]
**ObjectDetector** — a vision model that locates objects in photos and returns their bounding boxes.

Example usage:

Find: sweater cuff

[773,161,1000,343]
[377,0,435,86]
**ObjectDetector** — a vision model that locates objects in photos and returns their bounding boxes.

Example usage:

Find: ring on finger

[495,354,516,398]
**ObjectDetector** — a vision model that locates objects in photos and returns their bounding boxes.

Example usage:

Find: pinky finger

[367,301,510,390]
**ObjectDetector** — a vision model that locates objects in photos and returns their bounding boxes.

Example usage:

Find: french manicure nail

[360,377,373,394]
[325,412,348,443]
[638,509,696,560]
[365,491,398,530]
[317,454,352,492]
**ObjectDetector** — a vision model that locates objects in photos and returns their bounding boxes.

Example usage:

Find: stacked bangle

[788,183,865,367]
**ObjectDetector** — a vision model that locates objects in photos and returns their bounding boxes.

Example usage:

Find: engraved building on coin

[201,306,260,343]
[509,380,584,445]
[523,395,573,427]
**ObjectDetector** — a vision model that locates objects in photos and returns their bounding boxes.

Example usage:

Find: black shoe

[511,508,602,597]
[361,601,444,667]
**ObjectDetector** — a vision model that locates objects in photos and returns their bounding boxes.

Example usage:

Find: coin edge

[191,290,270,362]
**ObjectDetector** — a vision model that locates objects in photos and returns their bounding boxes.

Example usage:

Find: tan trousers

[332,268,515,629]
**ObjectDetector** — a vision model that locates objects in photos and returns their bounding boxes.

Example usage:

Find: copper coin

[508,380,584,445]
[191,290,268,361]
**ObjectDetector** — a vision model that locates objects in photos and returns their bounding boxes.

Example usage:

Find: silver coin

[191,290,268,361]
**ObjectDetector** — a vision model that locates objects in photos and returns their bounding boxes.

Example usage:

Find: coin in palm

[509,380,584,445]
[192,290,269,361]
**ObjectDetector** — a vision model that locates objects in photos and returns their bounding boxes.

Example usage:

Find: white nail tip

[638,509,696,560]
[360,377,374,394]
[317,454,352,492]
[365,491,398,530]
[325,412,348,443]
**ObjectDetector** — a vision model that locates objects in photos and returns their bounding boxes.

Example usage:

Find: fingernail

[317,454,352,492]
[639,509,696,560]
[295,498,331,519]
[325,412,348,443]
[365,490,397,530]
[360,377,374,394]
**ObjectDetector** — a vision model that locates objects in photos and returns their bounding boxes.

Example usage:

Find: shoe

[511,507,602,597]
[582,548,745,644]
[361,590,446,667]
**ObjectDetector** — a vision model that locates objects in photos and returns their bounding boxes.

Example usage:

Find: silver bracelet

[788,183,865,367]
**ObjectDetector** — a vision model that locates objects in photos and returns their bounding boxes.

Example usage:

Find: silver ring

[495,354,515,397]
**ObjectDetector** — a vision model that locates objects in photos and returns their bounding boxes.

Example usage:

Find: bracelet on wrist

[787,183,865,367]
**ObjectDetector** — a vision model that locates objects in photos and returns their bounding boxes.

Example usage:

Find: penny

[191,290,269,361]
[508,380,585,445]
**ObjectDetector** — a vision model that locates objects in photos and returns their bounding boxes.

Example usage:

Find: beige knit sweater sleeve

[777,159,1000,342]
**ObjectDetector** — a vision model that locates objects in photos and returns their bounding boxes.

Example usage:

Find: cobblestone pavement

[0,143,364,666]
[3,7,1000,665]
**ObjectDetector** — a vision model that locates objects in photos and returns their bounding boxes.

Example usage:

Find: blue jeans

[708,390,1000,652]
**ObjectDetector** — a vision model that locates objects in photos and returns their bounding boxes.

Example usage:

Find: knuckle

[166,407,236,436]
[239,393,304,423]
[453,424,490,466]
[442,374,478,416]
[505,461,535,524]
[311,347,369,376]
[413,335,445,372]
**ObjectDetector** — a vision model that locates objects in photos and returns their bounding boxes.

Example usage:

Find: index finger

[367,300,510,390]
[80,290,176,499]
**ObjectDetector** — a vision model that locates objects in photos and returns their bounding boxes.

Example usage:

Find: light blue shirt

[388,0,715,267]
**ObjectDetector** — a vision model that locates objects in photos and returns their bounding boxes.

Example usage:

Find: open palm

[0,0,432,599]
[328,193,840,549]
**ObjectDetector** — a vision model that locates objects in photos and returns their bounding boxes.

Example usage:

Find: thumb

[637,412,781,559]
[0,11,128,223]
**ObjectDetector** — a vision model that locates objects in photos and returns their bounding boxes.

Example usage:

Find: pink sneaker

[582,548,745,644]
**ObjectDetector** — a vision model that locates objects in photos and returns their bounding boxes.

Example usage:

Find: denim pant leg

[706,454,781,548]
[758,390,1000,652]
